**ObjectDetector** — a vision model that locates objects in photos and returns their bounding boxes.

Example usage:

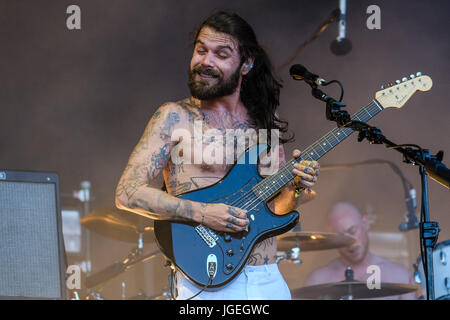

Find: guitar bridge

[195,225,219,248]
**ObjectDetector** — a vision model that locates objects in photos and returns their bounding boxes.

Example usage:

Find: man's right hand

[197,203,249,233]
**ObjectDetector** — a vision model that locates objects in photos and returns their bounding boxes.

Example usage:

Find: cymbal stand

[72,180,93,276]
[276,222,302,264]
[340,267,354,300]
[84,232,159,299]
[276,247,302,265]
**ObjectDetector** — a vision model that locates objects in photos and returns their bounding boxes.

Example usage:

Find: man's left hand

[291,149,320,188]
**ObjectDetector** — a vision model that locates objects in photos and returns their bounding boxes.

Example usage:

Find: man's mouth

[192,66,221,80]
[197,72,217,79]
[347,246,359,255]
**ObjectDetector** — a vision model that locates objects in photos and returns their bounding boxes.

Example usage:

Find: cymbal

[81,205,155,243]
[86,249,160,288]
[291,281,417,300]
[277,231,355,252]
[127,293,172,300]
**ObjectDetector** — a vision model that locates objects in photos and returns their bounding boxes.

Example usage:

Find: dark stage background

[1,0,449,299]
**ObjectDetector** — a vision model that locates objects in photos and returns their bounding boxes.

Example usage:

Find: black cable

[321,159,414,206]
[186,275,214,300]
[323,79,344,102]
[418,149,430,300]
[276,8,340,74]
[387,144,423,151]
[169,268,214,300]
[419,204,428,299]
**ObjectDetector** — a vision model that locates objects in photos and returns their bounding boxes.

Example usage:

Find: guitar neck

[253,99,384,201]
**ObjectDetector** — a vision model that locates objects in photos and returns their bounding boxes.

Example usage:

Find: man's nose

[199,52,215,67]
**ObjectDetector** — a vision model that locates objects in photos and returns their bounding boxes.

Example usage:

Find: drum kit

[413,239,450,300]
[77,206,426,300]
[274,224,418,300]
[79,206,170,300]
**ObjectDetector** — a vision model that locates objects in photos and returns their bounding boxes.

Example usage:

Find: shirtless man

[114,11,320,299]
[303,202,417,299]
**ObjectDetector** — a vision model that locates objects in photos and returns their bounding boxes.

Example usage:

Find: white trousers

[175,264,291,300]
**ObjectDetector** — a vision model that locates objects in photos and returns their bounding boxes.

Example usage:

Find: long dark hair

[192,11,293,144]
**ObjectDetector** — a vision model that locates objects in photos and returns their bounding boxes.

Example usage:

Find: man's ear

[241,57,255,75]
[361,215,371,231]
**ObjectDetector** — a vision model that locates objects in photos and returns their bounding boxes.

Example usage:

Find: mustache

[191,65,223,78]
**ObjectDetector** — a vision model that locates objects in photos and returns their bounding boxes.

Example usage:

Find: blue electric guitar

[154,74,432,287]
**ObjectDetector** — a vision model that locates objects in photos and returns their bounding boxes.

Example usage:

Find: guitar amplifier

[0,170,67,299]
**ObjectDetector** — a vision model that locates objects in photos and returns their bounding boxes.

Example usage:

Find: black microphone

[289,64,326,86]
[398,188,419,231]
[330,0,352,55]
[398,215,419,231]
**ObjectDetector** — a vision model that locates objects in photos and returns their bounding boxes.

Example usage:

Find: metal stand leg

[419,166,440,300]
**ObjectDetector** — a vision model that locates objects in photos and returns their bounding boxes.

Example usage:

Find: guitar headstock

[375,73,432,109]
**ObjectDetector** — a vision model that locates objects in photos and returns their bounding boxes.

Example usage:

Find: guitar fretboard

[252,99,384,201]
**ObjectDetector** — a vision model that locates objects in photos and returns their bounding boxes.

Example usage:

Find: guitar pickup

[195,225,219,248]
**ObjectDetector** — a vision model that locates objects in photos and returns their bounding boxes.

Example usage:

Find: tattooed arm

[115,102,249,232]
[115,102,196,221]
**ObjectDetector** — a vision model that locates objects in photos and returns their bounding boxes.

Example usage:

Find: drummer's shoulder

[375,255,413,278]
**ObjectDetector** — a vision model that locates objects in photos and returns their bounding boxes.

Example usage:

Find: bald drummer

[303,202,417,300]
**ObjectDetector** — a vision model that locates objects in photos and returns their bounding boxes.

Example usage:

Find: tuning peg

[381,85,385,89]
[395,80,401,84]
[416,72,422,76]
[410,74,415,79]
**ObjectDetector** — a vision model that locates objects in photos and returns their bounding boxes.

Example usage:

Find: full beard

[188,64,241,100]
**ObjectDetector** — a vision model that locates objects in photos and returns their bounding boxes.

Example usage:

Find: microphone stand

[276,8,340,73]
[309,84,449,300]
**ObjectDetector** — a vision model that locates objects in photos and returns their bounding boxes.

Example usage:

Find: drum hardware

[276,231,354,265]
[61,180,93,275]
[147,286,173,300]
[413,239,450,300]
[85,291,105,300]
[83,237,160,290]
[124,263,174,300]
[342,267,355,300]
[80,205,161,299]
[80,205,155,244]
[275,222,303,264]
[277,231,355,252]
[291,267,417,300]
[276,247,301,264]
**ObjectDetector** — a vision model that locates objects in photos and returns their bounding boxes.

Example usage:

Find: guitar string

[225,150,300,209]
[227,106,370,211]
[228,158,299,212]
[227,101,382,212]
[229,101,373,210]
[227,158,299,209]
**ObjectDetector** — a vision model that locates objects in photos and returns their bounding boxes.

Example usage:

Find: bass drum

[413,239,450,300]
